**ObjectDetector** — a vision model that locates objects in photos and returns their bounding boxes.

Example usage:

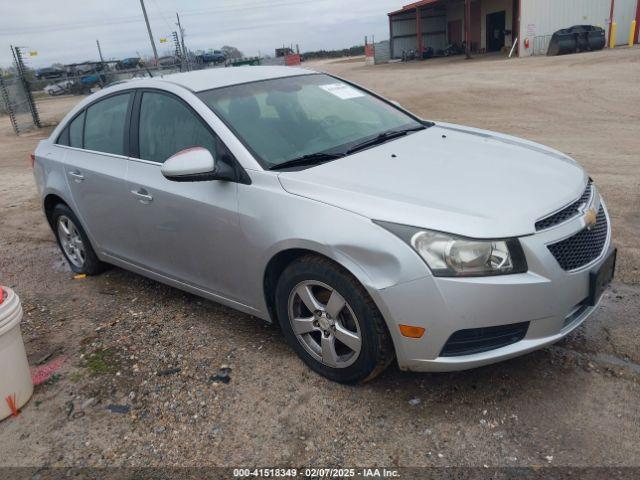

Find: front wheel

[275,256,394,383]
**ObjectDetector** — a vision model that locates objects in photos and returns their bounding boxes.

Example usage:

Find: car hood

[278,122,588,239]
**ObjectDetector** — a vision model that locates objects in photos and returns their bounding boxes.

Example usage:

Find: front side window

[84,93,131,156]
[138,91,217,163]
[198,74,424,169]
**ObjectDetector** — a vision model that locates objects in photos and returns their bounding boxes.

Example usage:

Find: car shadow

[95,264,594,403]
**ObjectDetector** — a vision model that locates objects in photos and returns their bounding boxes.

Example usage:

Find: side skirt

[101,252,270,321]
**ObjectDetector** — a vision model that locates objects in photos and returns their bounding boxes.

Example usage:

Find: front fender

[239,171,431,318]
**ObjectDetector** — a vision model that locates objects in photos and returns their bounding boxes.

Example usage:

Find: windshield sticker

[320,83,365,100]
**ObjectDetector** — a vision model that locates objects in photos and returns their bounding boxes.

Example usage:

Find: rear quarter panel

[34,139,74,215]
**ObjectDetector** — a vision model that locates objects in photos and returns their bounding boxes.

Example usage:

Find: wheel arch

[43,192,71,228]
[43,193,98,254]
[262,246,375,325]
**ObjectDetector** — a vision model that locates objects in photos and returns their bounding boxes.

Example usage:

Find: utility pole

[176,13,189,70]
[140,0,159,65]
[465,0,471,59]
[96,40,104,63]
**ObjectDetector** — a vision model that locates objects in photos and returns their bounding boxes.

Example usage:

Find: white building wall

[613,0,639,45]
[519,0,612,56]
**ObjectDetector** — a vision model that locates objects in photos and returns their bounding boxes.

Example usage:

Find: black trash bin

[570,25,606,51]
[548,25,606,55]
[547,28,577,56]
[571,25,590,51]
[586,26,606,50]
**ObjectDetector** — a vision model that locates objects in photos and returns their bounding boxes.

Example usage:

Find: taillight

[30,153,35,168]
[0,288,5,306]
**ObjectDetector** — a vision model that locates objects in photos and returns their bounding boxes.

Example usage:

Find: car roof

[160,66,316,92]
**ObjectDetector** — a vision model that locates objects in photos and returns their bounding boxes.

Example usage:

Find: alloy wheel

[287,280,362,368]
[57,215,86,268]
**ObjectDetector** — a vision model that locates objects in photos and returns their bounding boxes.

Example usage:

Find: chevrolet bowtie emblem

[584,208,597,229]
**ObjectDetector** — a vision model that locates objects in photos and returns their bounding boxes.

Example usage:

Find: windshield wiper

[345,125,426,155]
[269,125,426,170]
[269,152,345,171]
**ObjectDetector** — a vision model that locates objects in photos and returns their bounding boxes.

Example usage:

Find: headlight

[374,221,527,277]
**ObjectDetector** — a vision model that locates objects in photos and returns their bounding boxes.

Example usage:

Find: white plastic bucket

[0,287,33,421]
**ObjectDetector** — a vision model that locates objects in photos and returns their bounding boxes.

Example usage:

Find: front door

[125,90,246,302]
[486,10,506,52]
[62,92,136,260]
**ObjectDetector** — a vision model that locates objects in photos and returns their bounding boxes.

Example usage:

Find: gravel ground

[0,48,639,468]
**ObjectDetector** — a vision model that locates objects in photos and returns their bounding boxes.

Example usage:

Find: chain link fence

[0,75,38,134]
[533,35,553,56]
[2,44,290,136]
[1,46,42,135]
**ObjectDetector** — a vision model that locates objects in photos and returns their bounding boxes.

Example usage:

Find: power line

[0,0,326,36]
[150,0,173,32]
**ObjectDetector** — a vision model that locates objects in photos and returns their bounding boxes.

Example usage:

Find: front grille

[547,207,608,270]
[535,181,593,231]
[440,322,530,357]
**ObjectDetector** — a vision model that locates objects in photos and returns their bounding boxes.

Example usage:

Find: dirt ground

[0,48,639,469]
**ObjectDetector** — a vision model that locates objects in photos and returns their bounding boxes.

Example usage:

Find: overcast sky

[0,0,402,68]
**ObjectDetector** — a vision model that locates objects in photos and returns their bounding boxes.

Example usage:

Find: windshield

[197,74,424,169]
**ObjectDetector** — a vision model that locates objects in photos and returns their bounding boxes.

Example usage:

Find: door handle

[68,170,84,182]
[131,188,153,204]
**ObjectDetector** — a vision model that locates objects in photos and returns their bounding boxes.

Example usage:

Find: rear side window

[69,111,85,148]
[84,93,131,156]
[138,91,217,163]
[57,127,70,146]
[56,111,84,147]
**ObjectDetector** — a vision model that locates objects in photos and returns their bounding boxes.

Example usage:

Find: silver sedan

[33,66,615,383]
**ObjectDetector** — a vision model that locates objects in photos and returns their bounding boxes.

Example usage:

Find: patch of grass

[45,373,62,385]
[83,349,118,375]
[69,371,84,382]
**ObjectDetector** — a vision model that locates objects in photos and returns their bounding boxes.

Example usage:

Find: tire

[50,203,106,275]
[275,255,394,384]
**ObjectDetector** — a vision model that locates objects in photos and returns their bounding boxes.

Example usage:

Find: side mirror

[161,147,234,182]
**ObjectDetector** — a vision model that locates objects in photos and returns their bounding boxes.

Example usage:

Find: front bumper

[371,200,612,373]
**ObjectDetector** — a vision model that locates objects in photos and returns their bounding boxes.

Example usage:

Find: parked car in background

[116,57,142,70]
[79,74,105,88]
[66,62,104,76]
[33,67,615,383]
[157,56,180,67]
[43,80,75,96]
[196,50,226,65]
[35,67,65,80]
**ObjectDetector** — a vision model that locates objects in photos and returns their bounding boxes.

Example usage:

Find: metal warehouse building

[388,0,640,59]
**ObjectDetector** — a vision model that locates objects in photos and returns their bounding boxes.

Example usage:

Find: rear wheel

[51,204,106,275]
[275,255,394,383]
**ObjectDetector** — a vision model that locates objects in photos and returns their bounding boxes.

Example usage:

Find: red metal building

[388,0,639,60]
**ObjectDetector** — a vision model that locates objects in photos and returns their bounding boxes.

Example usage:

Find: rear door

[62,91,137,260]
[125,89,246,301]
